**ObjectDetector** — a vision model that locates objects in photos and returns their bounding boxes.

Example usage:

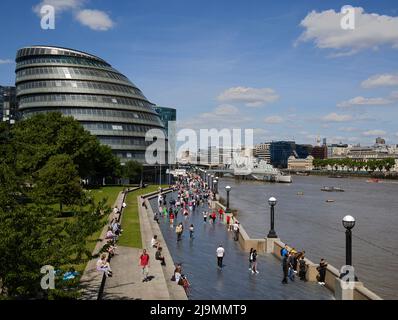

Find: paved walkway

[102,193,186,300]
[148,192,334,300]
[102,246,170,300]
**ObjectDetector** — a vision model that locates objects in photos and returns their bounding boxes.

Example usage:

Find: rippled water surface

[218,175,398,300]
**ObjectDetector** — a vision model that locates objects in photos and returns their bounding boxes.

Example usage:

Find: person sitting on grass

[96,253,112,277]
[155,247,166,266]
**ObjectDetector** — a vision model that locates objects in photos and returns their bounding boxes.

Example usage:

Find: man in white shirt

[233,221,239,241]
[216,244,225,268]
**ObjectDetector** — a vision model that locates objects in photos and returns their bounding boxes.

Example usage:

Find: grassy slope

[118,185,167,248]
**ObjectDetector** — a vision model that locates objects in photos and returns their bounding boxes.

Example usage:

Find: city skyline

[1,0,398,145]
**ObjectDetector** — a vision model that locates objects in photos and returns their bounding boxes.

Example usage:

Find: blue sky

[1,0,398,146]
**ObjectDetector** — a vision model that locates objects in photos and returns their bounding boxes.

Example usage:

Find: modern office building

[153,106,176,137]
[254,142,271,163]
[0,86,18,124]
[270,141,296,168]
[295,144,313,159]
[15,45,166,163]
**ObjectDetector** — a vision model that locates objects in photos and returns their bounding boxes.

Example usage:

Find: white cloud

[361,74,398,88]
[264,115,284,124]
[362,130,387,136]
[339,127,358,132]
[322,112,353,122]
[297,7,398,56]
[33,1,114,31]
[179,105,252,131]
[217,86,279,107]
[33,0,85,15]
[390,91,398,99]
[0,59,13,64]
[337,96,392,107]
[75,9,114,31]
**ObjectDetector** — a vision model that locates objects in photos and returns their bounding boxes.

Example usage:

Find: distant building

[311,145,327,159]
[375,137,385,145]
[288,155,314,171]
[296,144,313,159]
[0,86,18,124]
[153,106,176,137]
[327,143,349,158]
[270,141,295,168]
[254,142,271,163]
[198,146,235,166]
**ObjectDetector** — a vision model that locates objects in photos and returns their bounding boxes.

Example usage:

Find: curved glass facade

[15,45,167,163]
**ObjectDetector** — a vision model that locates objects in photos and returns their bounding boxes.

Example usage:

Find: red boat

[366,178,380,183]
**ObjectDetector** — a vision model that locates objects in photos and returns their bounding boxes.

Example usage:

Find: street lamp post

[225,185,231,213]
[342,215,356,280]
[213,179,218,194]
[207,173,210,188]
[210,175,214,192]
[267,197,278,238]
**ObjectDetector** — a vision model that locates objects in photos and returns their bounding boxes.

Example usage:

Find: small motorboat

[321,186,345,192]
[366,178,380,183]
[297,192,304,195]
[326,199,335,203]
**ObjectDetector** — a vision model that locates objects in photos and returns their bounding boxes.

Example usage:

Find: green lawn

[84,186,125,254]
[61,186,125,274]
[118,185,167,248]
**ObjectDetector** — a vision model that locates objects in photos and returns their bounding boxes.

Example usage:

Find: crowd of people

[96,205,125,278]
[138,171,330,297]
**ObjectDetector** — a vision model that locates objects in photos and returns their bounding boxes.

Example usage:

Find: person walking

[216,244,225,269]
[282,254,289,284]
[218,208,224,221]
[210,211,217,224]
[139,249,150,282]
[203,211,208,223]
[176,223,183,242]
[226,214,231,231]
[249,248,254,271]
[169,212,175,228]
[233,221,239,241]
[189,224,194,239]
[251,249,259,274]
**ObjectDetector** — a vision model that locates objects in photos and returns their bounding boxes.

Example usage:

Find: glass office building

[153,106,176,136]
[270,141,296,168]
[15,46,166,163]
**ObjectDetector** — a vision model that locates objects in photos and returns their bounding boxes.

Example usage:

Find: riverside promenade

[148,192,334,300]
[102,192,186,300]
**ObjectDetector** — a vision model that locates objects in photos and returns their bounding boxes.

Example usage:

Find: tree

[32,154,84,212]
[0,198,108,298]
[123,160,143,183]
[11,112,120,184]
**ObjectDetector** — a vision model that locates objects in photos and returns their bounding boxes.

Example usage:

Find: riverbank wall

[211,200,383,301]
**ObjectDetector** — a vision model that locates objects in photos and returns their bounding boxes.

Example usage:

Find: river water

[217,175,398,300]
